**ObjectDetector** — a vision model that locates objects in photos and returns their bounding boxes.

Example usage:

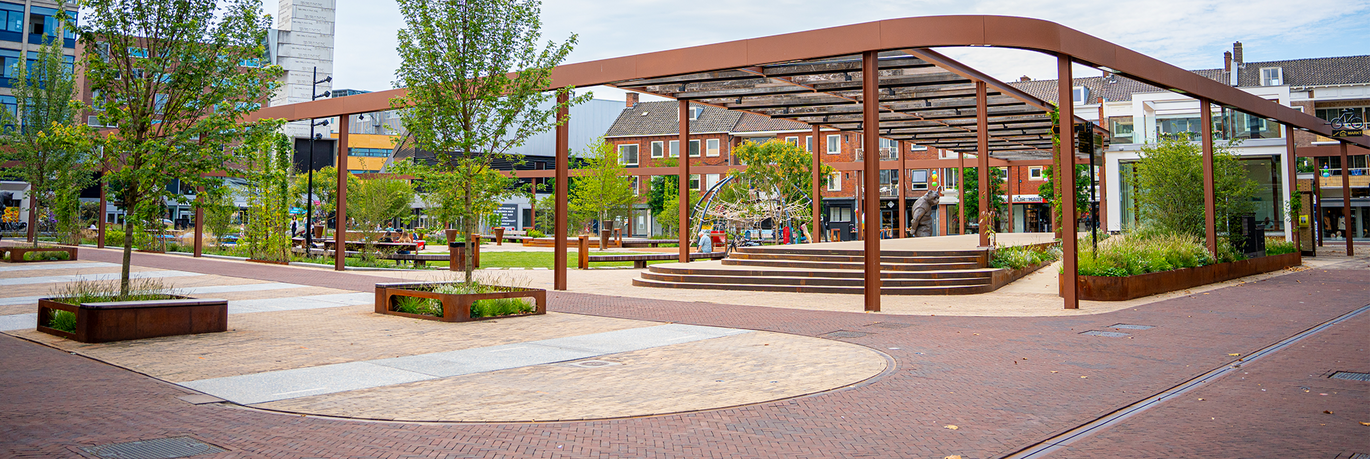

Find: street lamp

[305,66,332,256]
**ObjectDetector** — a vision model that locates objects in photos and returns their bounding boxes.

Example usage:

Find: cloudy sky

[272,0,1370,100]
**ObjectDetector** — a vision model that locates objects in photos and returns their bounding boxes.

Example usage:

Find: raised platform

[634,233,1055,295]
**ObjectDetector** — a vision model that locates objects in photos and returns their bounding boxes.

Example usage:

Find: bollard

[578,235,589,269]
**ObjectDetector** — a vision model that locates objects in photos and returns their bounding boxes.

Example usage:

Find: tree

[291,165,355,230]
[199,181,238,249]
[242,133,293,263]
[569,140,635,243]
[391,0,588,281]
[0,24,93,247]
[1134,134,1258,247]
[347,176,416,255]
[1038,164,1092,231]
[79,0,282,295]
[961,166,1005,231]
[389,158,514,238]
[656,189,700,240]
[647,158,677,222]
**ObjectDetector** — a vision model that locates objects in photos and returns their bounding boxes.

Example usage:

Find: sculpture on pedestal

[908,187,941,237]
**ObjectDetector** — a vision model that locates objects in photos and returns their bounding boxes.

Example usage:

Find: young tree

[0,27,93,247]
[79,0,282,294]
[569,140,636,243]
[389,158,514,238]
[347,176,416,253]
[1134,135,1257,247]
[724,140,834,229]
[391,0,587,281]
[1038,164,1092,231]
[199,181,238,249]
[961,166,1005,231]
[242,133,293,263]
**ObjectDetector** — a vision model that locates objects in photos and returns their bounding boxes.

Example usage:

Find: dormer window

[1071,86,1090,104]
[688,106,704,120]
[1260,67,1283,86]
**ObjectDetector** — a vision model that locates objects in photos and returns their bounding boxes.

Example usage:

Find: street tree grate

[1330,371,1370,382]
[1108,324,1154,330]
[1080,330,1130,338]
[83,436,225,459]
[565,360,621,369]
[824,331,870,339]
[866,322,914,329]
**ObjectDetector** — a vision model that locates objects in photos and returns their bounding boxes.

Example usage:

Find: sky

[272,0,1370,101]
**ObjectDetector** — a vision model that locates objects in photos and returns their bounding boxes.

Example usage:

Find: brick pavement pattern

[0,251,1366,458]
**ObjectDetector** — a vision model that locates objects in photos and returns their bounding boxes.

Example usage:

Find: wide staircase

[633,245,1002,295]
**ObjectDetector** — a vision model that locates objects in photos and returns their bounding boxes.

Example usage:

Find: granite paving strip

[227,292,374,314]
[0,284,344,332]
[0,270,202,286]
[0,313,35,331]
[258,330,886,422]
[180,324,750,404]
[0,262,117,272]
[5,308,655,382]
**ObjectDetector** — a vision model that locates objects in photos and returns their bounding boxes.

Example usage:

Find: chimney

[1230,42,1243,86]
[1233,42,1243,67]
[1019,75,1031,82]
[1223,51,1232,72]
[625,92,639,108]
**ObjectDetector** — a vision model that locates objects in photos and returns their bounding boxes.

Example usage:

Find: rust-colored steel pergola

[239,15,1370,311]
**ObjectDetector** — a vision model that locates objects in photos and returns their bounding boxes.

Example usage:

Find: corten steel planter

[2,245,78,263]
[1065,252,1301,301]
[990,257,1056,290]
[35,295,228,343]
[374,282,546,323]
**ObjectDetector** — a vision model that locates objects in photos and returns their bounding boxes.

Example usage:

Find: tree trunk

[120,217,134,297]
[27,198,37,247]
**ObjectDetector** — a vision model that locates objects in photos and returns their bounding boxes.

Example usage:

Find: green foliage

[347,176,416,240]
[23,250,70,261]
[655,188,701,239]
[389,281,535,318]
[961,166,1006,230]
[526,229,545,238]
[48,276,182,306]
[570,139,637,231]
[718,140,833,230]
[1037,164,1092,229]
[1076,232,1221,277]
[990,244,1060,270]
[391,0,587,282]
[1134,135,1258,248]
[47,310,76,333]
[78,0,284,295]
[291,165,353,220]
[200,182,238,248]
[1265,237,1297,256]
[242,134,294,263]
[470,297,534,318]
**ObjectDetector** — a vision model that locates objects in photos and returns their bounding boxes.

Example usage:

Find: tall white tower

[269,0,336,139]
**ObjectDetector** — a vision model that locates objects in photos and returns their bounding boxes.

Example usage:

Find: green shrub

[48,310,77,333]
[1265,238,1297,256]
[990,244,1061,270]
[48,277,183,305]
[1076,232,1216,277]
[388,279,535,318]
[23,250,70,261]
[526,229,545,238]
[470,297,533,318]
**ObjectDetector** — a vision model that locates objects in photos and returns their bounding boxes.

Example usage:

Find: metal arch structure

[241,15,1370,312]
[691,175,816,243]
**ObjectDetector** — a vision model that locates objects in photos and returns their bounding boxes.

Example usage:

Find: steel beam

[813,125,822,243]
[1201,101,1217,256]
[977,80,990,247]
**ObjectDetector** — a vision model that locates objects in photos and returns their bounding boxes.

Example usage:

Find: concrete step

[733,246,985,258]
[727,251,982,264]
[648,264,995,280]
[639,271,990,288]
[631,277,997,295]
[721,258,983,271]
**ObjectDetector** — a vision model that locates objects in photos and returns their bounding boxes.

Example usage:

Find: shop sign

[1011,194,1045,203]
[1329,108,1364,137]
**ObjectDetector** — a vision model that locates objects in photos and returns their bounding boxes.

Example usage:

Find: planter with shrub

[1064,233,1301,301]
[34,278,227,343]
[2,245,79,263]
[375,280,545,322]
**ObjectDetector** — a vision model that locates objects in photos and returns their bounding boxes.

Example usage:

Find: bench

[292,248,448,267]
[582,252,726,269]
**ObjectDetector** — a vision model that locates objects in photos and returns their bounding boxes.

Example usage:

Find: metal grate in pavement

[565,360,621,369]
[83,436,225,458]
[1108,324,1154,330]
[824,331,870,339]
[866,322,914,329]
[1080,330,1130,338]
[1330,371,1370,382]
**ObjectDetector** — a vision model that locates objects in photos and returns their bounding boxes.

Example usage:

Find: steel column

[335,114,350,271]
[812,125,822,243]
[97,171,106,248]
[1098,153,1107,233]
[1314,162,1323,247]
[1058,56,1079,310]
[1052,117,1062,239]
[1341,141,1353,256]
[958,147,966,235]
[554,92,570,290]
[976,80,990,247]
[193,186,204,257]
[1004,165,1013,233]
[1284,127,1297,245]
[1200,100,1217,256]
[862,50,881,312]
[678,100,691,262]
[897,141,906,238]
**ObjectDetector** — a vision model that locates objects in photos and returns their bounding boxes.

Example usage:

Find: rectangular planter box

[374,282,546,322]
[1066,252,1302,301]
[35,296,228,343]
[2,245,78,263]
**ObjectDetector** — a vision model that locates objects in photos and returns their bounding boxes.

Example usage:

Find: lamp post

[305,66,332,256]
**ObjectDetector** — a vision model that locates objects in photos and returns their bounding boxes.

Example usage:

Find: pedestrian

[697,229,712,254]
[290,217,299,237]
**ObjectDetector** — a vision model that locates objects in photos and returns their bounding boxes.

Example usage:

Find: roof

[1010,69,1226,104]
[604,101,742,137]
[1236,55,1370,88]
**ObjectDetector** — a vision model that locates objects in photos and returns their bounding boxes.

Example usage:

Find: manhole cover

[83,436,225,459]
[867,322,914,329]
[1080,330,1130,338]
[566,359,621,369]
[1330,371,1370,382]
[825,331,869,339]
[1108,324,1154,330]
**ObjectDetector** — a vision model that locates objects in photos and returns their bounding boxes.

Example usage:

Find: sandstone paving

[255,330,887,422]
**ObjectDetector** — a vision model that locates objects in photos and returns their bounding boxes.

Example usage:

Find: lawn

[293,250,673,270]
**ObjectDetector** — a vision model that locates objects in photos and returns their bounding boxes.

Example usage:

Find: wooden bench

[582,252,726,269]
[292,248,447,267]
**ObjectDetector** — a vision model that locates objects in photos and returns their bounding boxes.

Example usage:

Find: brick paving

[0,251,1366,458]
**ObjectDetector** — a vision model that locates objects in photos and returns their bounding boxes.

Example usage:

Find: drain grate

[83,436,225,459]
[1330,371,1370,382]
[867,322,914,329]
[825,331,870,339]
[1108,324,1154,330]
[565,359,621,369]
[1080,330,1130,338]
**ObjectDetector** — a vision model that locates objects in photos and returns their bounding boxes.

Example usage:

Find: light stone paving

[0,262,118,272]
[181,324,750,404]
[0,313,36,331]
[0,269,203,286]
[258,331,886,422]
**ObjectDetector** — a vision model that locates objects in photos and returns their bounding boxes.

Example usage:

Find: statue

[908,187,941,237]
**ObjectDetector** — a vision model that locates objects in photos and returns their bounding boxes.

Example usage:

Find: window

[909,144,928,151]
[688,139,700,157]
[0,48,18,79]
[826,134,840,154]
[1110,117,1134,144]
[909,169,929,191]
[348,148,391,157]
[705,173,720,190]
[0,3,23,34]
[828,206,852,223]
[705,138,719,157]
[1157,116,1203,141]
[668,140,679,158]
[826,171,842,191]
[629,176,640,196]
[879,138,898,160]
[689,174,700,190]
[806,136,813,152]
[785,136,798,146]
[1260,67,1283,86]
[688,106,704,120]
[0,95,15,118]
[618,144,639,166]
[650,140,664,158]
[1071,86,1090,104]
[1028,166,1044,181]
[942,168,959,190]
